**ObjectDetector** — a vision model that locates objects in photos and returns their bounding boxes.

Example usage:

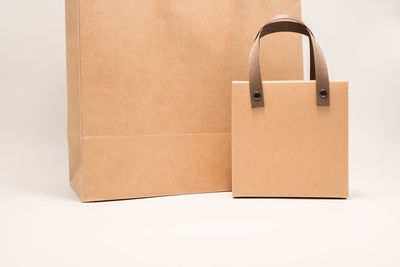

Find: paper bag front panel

[232,81,348,198]
[66,0,303,201]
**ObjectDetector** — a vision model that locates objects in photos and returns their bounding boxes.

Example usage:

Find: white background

[1,1,399,266]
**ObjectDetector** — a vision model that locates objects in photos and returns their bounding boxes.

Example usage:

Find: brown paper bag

[66,0,303,202]
[232,16,348,198]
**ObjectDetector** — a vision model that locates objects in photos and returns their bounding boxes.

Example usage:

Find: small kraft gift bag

[232,15,348,198]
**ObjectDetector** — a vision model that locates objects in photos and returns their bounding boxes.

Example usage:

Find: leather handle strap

[267,15,316,81]
[249,15,330,108]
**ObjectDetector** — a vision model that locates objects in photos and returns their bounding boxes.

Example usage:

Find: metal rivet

[253,92,262,101]
[319,89,328,98]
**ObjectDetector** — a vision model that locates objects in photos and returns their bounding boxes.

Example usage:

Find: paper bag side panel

[66,0,83,198]
[232,81,348,198]
[80,134,231,202]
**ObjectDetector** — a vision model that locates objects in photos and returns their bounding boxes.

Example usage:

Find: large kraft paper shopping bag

[232,16,348,198]
[66,0,303,202]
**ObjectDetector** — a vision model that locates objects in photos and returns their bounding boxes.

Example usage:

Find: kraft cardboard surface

[82,134,231,201]
[66,0,303,202]
[232,81,348,198]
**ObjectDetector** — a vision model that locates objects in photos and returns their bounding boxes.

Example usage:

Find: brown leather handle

[267,15,316,80]
[249,15,330,108]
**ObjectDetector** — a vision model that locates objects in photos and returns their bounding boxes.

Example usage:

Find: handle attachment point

[319,89,328,98]
[253,92,262,101]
